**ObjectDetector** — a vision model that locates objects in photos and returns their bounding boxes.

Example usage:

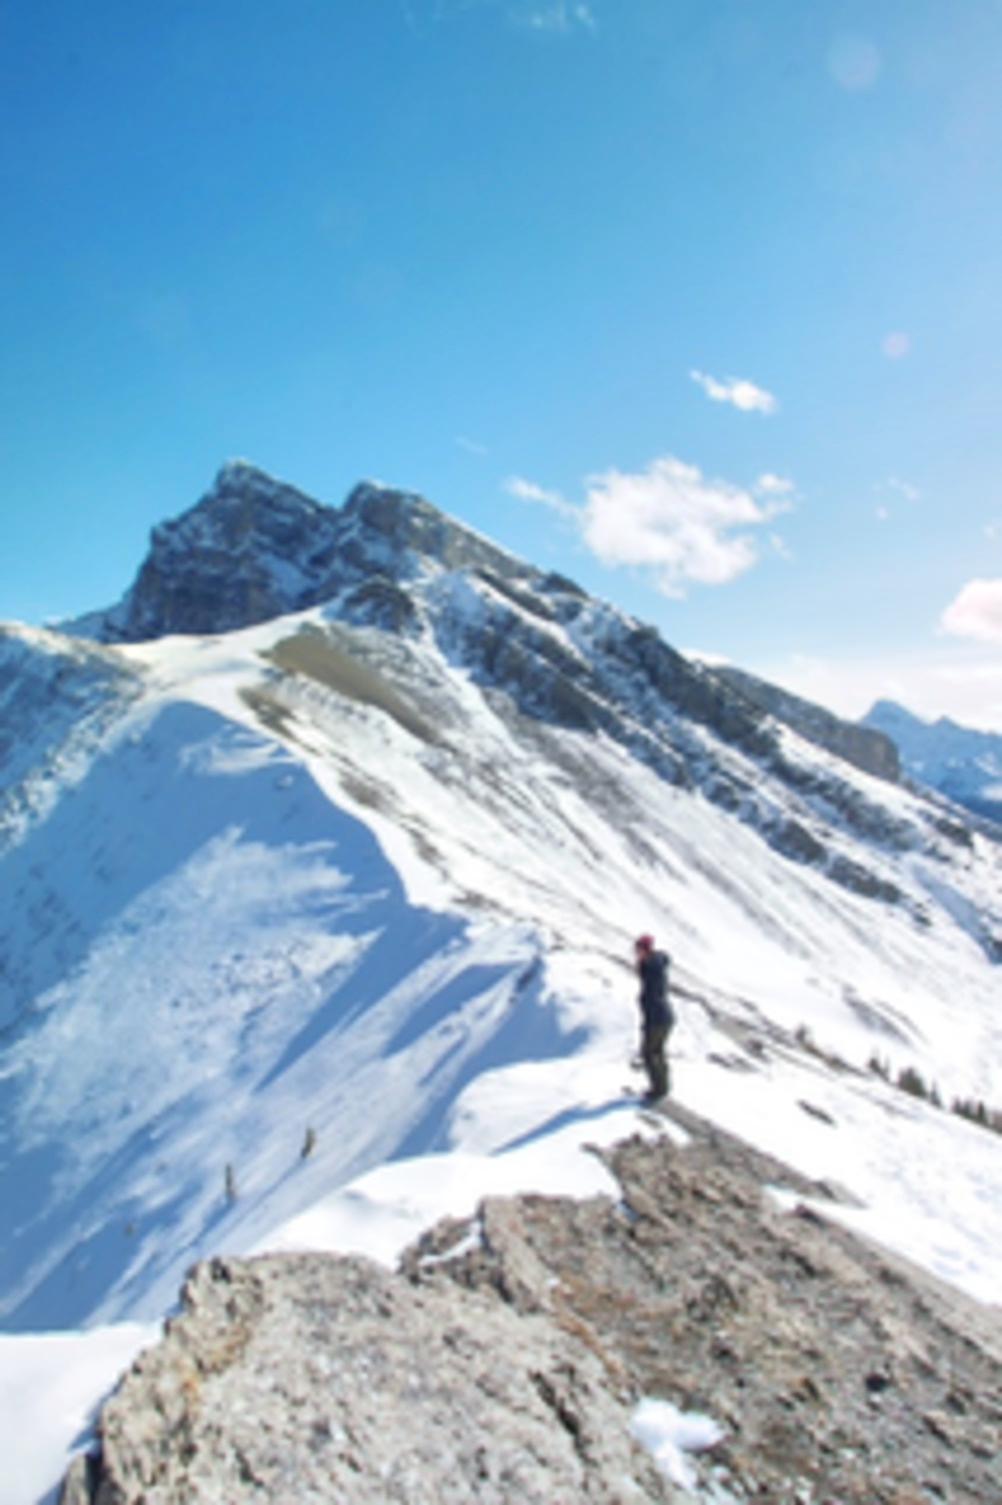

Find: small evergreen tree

[897,1065,928,1100]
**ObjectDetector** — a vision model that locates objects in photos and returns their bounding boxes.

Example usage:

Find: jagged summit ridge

[56,461,977,919]
[715,664,900,783]
[69,461,536,643]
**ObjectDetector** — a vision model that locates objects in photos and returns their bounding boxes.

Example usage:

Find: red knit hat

[634,934,654,953]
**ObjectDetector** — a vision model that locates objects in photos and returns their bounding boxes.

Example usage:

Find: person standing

[634,934,673,1101]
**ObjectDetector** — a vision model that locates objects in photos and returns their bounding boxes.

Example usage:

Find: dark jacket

[638,949,673,1029]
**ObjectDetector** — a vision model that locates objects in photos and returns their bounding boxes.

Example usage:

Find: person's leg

[642,1024,668,1098]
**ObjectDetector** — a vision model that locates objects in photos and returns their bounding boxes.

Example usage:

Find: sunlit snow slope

[2,469,1001,1358]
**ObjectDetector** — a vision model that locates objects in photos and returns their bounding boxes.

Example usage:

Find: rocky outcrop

[64,1106,1002,1505]
[715,667,901,783]
[68,464,540,644]
[61,1254,673,1504]
[406,1111,1002,1504]
[80,464,351,640]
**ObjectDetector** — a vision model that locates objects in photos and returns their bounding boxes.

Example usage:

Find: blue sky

[3,0,1002,725]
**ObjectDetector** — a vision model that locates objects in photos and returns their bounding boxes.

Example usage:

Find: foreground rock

[408,1109,1002,1503]
[63,1107,1002,1504]
[61,1253,672,1505]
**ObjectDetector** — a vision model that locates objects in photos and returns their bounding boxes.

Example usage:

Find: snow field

[1,606,1000,1503]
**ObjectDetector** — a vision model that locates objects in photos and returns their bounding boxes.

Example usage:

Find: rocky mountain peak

[68,463,533,644]
[343,478,532,584]
[184,458,331,531]
[865,698,925,733]
[58,463,970,913]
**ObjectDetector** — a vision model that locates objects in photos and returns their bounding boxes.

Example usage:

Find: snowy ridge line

[0,460,1000,1501]
[0,624,141,861]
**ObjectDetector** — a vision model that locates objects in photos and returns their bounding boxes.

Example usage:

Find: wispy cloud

[508,0,596,32]
[770,533,794,562]
[941,579,1002,646]
[886,475,920,503]
[870,476,921,522]
[456,435,489,457]
[504,474,577,518]
[755,473,795,498]
[401,0,596,34]
[690,370,778,415]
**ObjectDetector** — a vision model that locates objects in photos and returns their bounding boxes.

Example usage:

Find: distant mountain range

[863,699,1002,826]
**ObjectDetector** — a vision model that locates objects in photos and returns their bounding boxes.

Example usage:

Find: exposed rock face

[70,463,536,644]
[61,461,976,907]
[61,1253,672,1504]
[86,464,348,640]
[715,666,901,784]
[406,1113,1002,1504]
[64,1108,1002,1505]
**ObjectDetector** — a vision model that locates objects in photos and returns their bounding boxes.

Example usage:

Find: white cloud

[940,579,1002,646]
[455,435,489,457]
[581,456,782,595]
[504,474,577,518]
[875,505,890,522]
[882,331,912,360]
[509,454,794,595]
[755,473,795,497]
[753,649,1002,732]
[690,370,778,415]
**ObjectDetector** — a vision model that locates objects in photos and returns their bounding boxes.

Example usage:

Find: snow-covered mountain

[712,663,901,782]
[863,697,1002,826]
[3,463,1002,1501]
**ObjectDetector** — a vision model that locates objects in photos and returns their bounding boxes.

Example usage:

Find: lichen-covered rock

[67,1105,1002,1505]
[405,1107,1002,1505]
[66,1251,674,1505]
